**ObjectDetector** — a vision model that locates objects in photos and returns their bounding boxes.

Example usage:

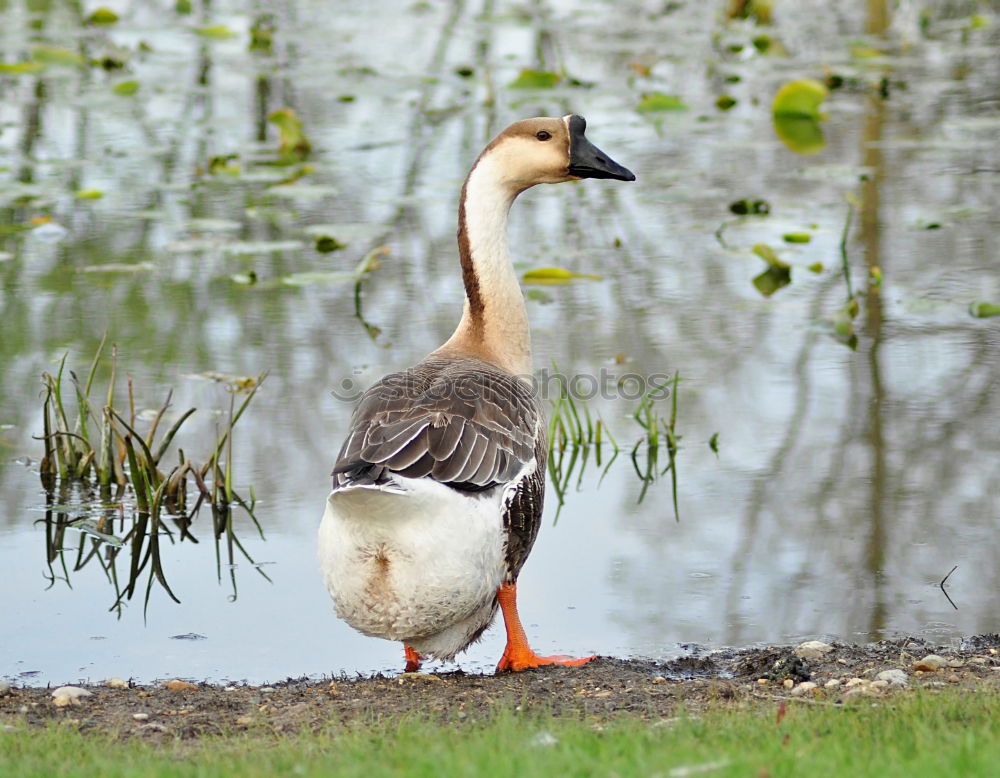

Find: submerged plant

[37,337,269,616]
[630,371,681,520]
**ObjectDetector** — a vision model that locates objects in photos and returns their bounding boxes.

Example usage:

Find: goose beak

[566,114,635,182]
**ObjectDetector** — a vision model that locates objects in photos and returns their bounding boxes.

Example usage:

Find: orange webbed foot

[403,644,422,673]
[494,582,594,674]
[496,651,594,673]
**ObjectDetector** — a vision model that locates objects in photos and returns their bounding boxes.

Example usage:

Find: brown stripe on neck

[457,179,485,333]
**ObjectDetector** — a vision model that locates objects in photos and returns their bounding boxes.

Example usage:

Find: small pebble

[0,680,12,697]
[757,678,769,686]
[875,669,908,687]
[870,680,889,690]
[913,654,948,671]
[132,713,149,721]
[824,679,842,688]
[259,687,275,693]
[105,678,128,689]
[782,679,794,689]
[51,686,93,707]
[794,641,833,660]
[845,677,868,688]
[224,686,237,692]
[651,676,666,684]
[162,679,197,692]
[791,682,817,696]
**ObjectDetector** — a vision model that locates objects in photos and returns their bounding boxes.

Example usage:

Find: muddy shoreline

[3,635,998,739]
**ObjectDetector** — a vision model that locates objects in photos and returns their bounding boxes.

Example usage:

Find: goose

[319,115,634,673]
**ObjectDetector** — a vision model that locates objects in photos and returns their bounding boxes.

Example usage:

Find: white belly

[318,476,507,660]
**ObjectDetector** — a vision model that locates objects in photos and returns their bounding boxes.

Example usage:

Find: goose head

[478,114,635,191]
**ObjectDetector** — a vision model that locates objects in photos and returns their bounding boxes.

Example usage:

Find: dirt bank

[3,635,998,740]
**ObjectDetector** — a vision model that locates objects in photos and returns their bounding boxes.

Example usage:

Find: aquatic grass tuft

[37,338,269,616]
[629,371,681,520]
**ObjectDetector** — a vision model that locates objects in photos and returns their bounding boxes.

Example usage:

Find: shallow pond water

[1,0,999,684]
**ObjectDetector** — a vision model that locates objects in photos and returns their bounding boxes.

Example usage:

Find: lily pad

[85,8,119,25]
[112,80,140,96]
[637,92,688,113]
[774,115,826,154]
[772,78,828,119]
[523,267,603,285]
[508,69,560,89]
[751,244,790,297]
[969,301,1000,318]
[195,25,237,39]
[0,62,46,75]
[31,46,86,68]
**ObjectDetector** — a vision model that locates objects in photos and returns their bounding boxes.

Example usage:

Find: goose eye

[535,130,552,141]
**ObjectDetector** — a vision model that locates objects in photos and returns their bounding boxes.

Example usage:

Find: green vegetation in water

[522,267,603,285]
[267,108,311,164]
[630,371,681,518]
[772,78,828,154]
[38,337,269,615]
[7,689,994,778]
[507,69,561,89]
[822,198,860,350]
[751,243,791,297]
[636,92,688,113]
[969,301,1000,318]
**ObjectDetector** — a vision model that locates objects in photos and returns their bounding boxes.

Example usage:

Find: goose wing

[332,358,543,492]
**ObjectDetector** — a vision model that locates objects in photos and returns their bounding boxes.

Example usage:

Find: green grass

[2,689,998,777]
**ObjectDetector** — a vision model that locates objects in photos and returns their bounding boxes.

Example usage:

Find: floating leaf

[31,46,86,68]
[194,25,236,39]
[772,78,828,120]
[268,108,311,163]
[85,8,119,25]
[708,433,719,456]
[773,115,826,154]
[825,302,858,349]
[807,262,824,273]
[969,301,1000,318]
[753,267,791,296]
[75,189,104,200]
[523,267,603,285]
[508,69,560,89]
[230,271,258,285]
[752,244,790,297]
[729,199,770,216]
[752,243,788,269]
[0,62,46,75]
[112,80,140,96]
[314,235,346,253]
[782,232,811,243]
[637,92,688,113]
[850,44,886,60]
[175,0,193,13]
[715,95,737,111]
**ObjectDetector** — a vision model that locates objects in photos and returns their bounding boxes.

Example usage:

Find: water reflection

[1,0,999,682]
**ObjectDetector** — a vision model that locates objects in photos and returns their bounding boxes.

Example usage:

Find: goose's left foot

[495,582,594,673]
[404,644,423,673]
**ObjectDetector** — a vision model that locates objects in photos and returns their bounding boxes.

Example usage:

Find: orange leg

[495,582,594,673]
[403,644,422,673]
